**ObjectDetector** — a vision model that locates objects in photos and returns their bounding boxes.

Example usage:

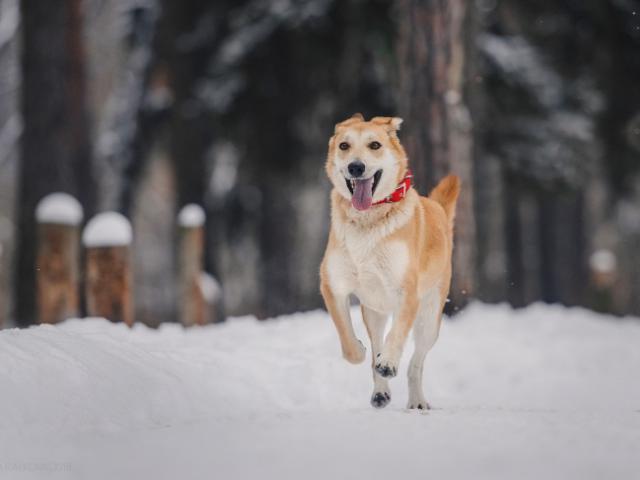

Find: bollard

[82,212,134,326]
[589,249,617,313]
[35,193,83,324]
[177,204,207,326]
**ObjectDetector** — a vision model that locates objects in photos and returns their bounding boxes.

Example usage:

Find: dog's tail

[429,174,461,227]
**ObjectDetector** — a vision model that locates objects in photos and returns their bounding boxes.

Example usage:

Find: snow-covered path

[1,303,639,479]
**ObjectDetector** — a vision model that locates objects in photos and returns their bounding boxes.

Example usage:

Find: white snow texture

[199,271,221,303]
[82,211,132,247]
[35,192,84,226]
[589,249,617,273]
[0,303,638,480]
[178,203,205,227]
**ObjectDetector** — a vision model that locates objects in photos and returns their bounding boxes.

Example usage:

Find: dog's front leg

[375,290,419,378]
[321,283,366,364]
[362,305,391,408]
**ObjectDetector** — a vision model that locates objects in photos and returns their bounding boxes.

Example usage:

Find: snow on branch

[197,0,335,112]
[479,33,562,110]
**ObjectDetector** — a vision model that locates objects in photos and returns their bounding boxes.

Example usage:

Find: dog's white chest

[327,233,409,314]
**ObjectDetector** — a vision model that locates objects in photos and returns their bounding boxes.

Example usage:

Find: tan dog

[320,113,460,409]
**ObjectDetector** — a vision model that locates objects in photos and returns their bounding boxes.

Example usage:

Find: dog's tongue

[351,177,374,211]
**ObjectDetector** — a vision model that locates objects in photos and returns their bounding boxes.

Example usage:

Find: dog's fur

[320,113,460,409]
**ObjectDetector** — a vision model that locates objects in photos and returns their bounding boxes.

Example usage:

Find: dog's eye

[339,142,350,151]
[369,141,382,150]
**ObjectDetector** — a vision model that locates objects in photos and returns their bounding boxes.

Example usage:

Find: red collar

[373,169,413,205]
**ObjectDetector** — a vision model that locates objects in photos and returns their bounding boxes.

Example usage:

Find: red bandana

[373,169,413,205]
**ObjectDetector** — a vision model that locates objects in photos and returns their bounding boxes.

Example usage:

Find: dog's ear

[370,116,403,132]
[334,113,364,133]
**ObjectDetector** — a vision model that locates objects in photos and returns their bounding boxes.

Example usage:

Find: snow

[0,303,638,479]
[35,192,84,226]
[197,0,334,113]
[589,249,617,273]
[177,203,205,228]
[207,141,239,199]
[199,271,220,303]
[479,33,562,108]
[82,212,132,247]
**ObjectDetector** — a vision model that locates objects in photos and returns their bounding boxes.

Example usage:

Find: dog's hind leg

[407,286,445,410]
[362,305,391,408]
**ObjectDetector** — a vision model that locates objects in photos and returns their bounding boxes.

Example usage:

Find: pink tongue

[351,177,374,211]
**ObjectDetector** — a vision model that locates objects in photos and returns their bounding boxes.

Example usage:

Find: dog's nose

[347,161,365,178]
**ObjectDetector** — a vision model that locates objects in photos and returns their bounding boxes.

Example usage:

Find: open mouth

[345,169,382,195]
[345,169,382,211]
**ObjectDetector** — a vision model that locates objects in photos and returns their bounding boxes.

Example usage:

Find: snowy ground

[0,303,639,480]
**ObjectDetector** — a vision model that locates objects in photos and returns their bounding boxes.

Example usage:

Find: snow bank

[177,203,205,228]
[82,212,132,247]
[35,193,83,226]
[0,303,638,480]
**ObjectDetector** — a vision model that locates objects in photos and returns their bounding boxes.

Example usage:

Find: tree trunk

[154,0,228,317]
[0,243,5,328]
[155,0,223,210]
[503,172,525,307]
[397,0,477,312]
[15,0,93,325]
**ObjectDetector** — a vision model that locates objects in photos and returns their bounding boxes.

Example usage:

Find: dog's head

[326,113,408,211]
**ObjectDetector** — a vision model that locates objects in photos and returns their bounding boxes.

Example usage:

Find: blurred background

[0,0,639,327]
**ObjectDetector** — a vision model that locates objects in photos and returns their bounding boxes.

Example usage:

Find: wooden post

[35,193,83,324]
[82,212,134,326]
[177,204,207,326]
[0,243,5,328]
[589,249,617,313]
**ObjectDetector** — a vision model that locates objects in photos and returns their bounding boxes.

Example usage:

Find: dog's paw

[371,391,391,409]
[374,354,398,378]
[343,339,366,364]
[407,400,430,410]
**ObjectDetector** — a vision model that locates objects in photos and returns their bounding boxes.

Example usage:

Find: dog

[320,113,460,409]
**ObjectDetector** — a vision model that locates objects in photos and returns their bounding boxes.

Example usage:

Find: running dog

[320,113,460,409]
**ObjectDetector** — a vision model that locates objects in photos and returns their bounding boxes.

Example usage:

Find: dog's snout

[347,161,365,178]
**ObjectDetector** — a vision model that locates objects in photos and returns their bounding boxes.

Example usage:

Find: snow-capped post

[177,204,208,326]
[589,249,617,312]
[35,193,84,324]
[82,212,134,326]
